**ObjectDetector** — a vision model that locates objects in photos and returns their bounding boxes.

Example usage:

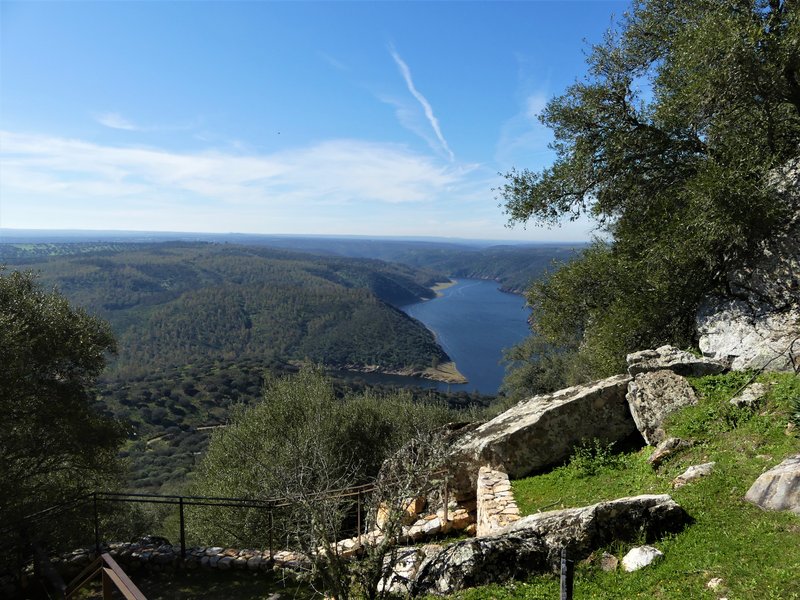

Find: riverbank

[339,361,468,384]
[431,279,458,296]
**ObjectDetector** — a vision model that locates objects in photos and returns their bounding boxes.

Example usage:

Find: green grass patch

[473,372,800,599]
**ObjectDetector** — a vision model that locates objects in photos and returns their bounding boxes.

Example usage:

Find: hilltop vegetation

[500,0,800,393]
[2,242,450,377]
[1,242,501,492]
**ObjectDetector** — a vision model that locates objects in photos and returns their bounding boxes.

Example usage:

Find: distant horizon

[0,227,590,246]
[0,1,623,241]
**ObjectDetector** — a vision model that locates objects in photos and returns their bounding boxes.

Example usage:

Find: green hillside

[2,242,450,376]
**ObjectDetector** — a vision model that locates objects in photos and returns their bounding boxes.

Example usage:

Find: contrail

[390,48,455,162]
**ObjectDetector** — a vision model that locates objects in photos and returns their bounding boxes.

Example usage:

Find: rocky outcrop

[697,160,800,372]
[626,370,698,445]
[626,345,726,377]
[730,382,768,409]
[411,494,690,595]
[476,467,520,536]
[697,301,799,372]
[448,375,636,491]
[744,454,800,515]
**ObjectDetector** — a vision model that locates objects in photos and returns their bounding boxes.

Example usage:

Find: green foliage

[568,439,624,478]
[500,0,800,387]
[188,367,460,547]
[5,242,450,377]
[0,269,125,548]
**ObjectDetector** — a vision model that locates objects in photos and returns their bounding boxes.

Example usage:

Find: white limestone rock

[449,374,636,490]
[730,382,768,408]
[626,345,726,377]
[672,462,715,488]
[745,454,800,514]
[626,370,699,445]
[621,545,663,572]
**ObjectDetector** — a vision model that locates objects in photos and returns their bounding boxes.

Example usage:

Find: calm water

[333,279,530,395]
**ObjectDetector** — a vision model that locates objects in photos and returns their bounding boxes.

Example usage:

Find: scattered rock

[626,345,726,377]
[621,545,663,571]
[744,454,800,514]
[449,374,636,491]
[707,577,725,590]
[599,552,619,572]
[729,382,768,409]
[412,494,689,595]
[672,462,715,488]
[648,437,692,469]
[626,370,698,445]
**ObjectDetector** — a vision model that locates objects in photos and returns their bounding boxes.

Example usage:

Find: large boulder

[626,370,698,445]
[697,160,799,372]
[626,345,726,377]
[697,300,799,372]
[448,375,636,491]
[411,494,690,595]
[744,454,800,515]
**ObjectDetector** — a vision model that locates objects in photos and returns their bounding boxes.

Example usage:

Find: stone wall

[476,467,520,536]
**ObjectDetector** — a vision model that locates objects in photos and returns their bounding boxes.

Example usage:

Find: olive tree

[0,270,124,552]
[500,0,800,388]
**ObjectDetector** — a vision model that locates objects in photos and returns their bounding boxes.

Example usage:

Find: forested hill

[184,236,581,294]
[1,231,582,294]
[1,242,451,378]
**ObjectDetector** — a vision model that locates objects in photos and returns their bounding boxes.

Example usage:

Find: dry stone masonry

[476,467,520,536]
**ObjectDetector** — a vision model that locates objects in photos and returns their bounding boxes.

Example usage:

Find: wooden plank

[100,553,147,600]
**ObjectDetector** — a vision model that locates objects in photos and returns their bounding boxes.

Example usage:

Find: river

[334,279,532,396]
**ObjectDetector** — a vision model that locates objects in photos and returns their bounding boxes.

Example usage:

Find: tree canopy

[0,270,124,532]
[500,0,800,389]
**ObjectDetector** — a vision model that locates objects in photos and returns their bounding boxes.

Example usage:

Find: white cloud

[525,93,548,122]
[389,48,454,162]
[495,91,554,170]
[95,112,139,131]
[0,130,591,241]
[0,131,467,210]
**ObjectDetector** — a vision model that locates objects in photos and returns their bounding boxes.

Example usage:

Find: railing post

[179,497,186,559]
[357,491,362,544]
[268,508,274,561]
[93,493,100,554]
[442,479,449,526]
[560,547,574,600]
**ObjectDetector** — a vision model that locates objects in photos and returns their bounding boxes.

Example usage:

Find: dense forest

[1,231,581,293]
[1,238,573,491]
[2,242,451,375]
[0,241,512,491]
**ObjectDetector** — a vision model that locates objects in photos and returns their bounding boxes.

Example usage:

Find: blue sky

[1,1,627,241]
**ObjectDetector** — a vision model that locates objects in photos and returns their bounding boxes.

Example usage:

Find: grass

[455,372,800,600]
